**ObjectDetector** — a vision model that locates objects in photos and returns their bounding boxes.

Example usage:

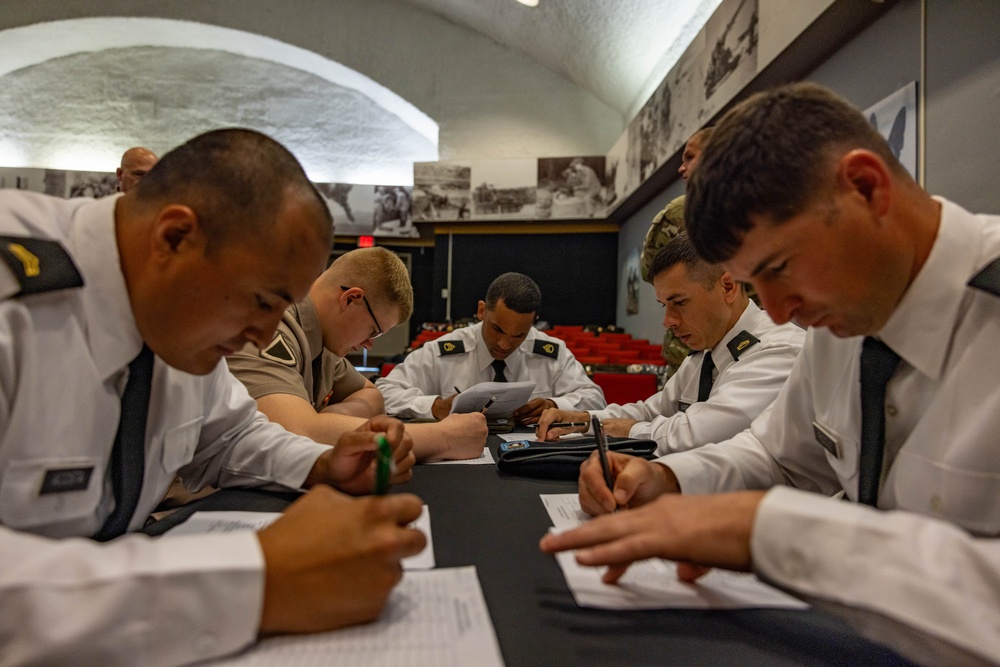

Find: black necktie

[491,359,507,383]
[93,346,154,541]
[697,351,715,402]
[858,337,901,507]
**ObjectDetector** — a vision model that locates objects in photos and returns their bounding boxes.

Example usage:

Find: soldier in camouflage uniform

[641,195,689,373]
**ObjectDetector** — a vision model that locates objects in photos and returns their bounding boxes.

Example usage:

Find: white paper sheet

[166,505,436,570]
[450,381,535,417]
[203,567,505,667]
[426,447,495,465]
[540,494,809,610]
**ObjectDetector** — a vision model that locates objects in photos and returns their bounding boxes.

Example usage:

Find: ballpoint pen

[374,434,394,495]
[481,396,496,413]
[547,421,588,429]
[454,386,462,394]
[591,415,616,505]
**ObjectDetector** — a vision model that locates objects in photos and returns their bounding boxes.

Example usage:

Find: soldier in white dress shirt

[542,83,1000,663]
[377,272,606,425]
[536,232,804,455]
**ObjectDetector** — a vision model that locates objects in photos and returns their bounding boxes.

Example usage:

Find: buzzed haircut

[648,231,723,289]
[686,82,906,263]
[322,247,414,321]
[687,126,713,147]
[485,272,542,315]
[133,128,332,254]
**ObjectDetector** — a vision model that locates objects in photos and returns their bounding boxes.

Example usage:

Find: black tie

[858,337,901,507]
[697,352,715,402]
[491,359,507,383]
[93,346,154,541]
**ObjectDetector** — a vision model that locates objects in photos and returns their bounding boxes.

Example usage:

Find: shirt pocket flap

[159,417,204,473]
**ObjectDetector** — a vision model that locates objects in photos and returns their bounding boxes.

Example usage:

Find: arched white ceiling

[0,17,439,183]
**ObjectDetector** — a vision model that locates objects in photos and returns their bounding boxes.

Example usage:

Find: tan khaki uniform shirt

[227,295,368,410]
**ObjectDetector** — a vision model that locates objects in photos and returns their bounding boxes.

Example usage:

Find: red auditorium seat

[592,373,658,405]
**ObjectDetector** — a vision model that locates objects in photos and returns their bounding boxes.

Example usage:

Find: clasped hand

[305,415,415,495]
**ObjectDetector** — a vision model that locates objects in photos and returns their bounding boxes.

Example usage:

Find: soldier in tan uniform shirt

[228,247,488,461]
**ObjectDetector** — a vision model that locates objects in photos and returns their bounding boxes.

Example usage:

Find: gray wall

[616,0,1000,339]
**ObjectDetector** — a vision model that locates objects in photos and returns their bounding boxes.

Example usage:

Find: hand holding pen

[591,415,616,510]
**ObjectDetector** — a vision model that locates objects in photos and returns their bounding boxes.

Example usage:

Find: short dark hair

[686,82,905,263]
[134,128,332,254]
[485,272,541,314]
[648,231,722,289]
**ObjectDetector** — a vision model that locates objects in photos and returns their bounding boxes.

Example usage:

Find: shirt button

[930,494,943,514]
[885,404,898,417]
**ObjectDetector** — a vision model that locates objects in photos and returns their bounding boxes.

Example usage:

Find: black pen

[481,396,496,413]
[454,386,462,394]
[548,421,588,429]
[591,415,616,508]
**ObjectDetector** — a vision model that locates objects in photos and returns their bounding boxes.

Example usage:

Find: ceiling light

[515,0,539,7]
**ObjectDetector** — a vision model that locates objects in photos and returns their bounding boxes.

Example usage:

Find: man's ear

[838,149,892,218]
[720,272,739,304]
[477,300,486,321]
[150,205,201,257]
[339,285,361,310]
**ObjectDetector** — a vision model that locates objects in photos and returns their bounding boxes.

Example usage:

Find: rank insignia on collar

[533,340,559,359]
[261,333,297,367]
[0,236,83,297]
[726,330,760,361]
[438,340,466,355]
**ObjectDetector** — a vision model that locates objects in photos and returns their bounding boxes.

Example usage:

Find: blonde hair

[322,247,414,321]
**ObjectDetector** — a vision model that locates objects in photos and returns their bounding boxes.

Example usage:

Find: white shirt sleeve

[547,347,607,411]
[375,343,442,419]
[0,527,264,666]
[752,486,1000,663]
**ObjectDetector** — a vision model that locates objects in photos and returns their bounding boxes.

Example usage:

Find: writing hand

[258,488,426,634]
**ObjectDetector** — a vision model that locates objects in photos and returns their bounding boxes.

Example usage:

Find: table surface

[147,436,915,667]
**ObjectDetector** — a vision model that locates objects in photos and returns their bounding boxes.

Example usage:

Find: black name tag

[812,422,839,457]
[39,466,94,495]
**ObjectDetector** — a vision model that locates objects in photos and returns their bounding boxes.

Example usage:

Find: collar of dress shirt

[877,197,982,381]
[289,294,324,362]
[71,194,145,381]
[475,320,537,376]
[708,299,762,370]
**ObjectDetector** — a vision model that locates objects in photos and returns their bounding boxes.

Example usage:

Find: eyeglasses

[342,286,384,339]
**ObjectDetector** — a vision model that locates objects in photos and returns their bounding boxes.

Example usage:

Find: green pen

[374,434,394,495]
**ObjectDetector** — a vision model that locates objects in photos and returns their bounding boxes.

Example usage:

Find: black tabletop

[146,437,915,667]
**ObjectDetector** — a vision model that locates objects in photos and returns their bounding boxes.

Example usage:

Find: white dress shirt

[592,301,804,455]
[0,191,330,666]
[660,198,1000,662]
[377,322,606,419]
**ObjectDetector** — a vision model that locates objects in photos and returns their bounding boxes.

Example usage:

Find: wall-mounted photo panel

[0,167,117,198]
[702,0,759,109]
[372,185,418,238]
[0,167,46,193]
[315,182,375,236]
[625,246,641,316]
[469,159,537,220]
[604,132,628,211]
[413,163,472,222]
[865,81,918,180]
[537,155,607,219]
